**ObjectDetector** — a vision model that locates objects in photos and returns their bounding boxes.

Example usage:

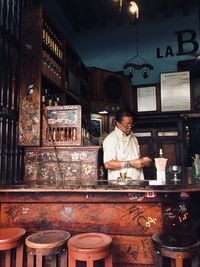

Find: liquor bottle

[56,127,60,141]
[52,128,56,141]
[42,88,48,106]
[41,94,46,107]
[68,127,71,141]
[47,127,52,142]
[65,127,69,141]
[54,96,60,106]
[72,127,77,141]
[42,22,46,43]
[60,127,64,141]
[46,24,50,47]
[159,148,163,158]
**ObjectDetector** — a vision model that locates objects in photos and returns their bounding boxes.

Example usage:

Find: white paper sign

[161,71,191,112]
[137,86,157,112]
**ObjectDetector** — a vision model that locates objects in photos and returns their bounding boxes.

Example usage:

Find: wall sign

[160,71,191,112]
[137,86,157,112]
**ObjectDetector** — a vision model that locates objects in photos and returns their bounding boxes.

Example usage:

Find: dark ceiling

[57,0,199,31]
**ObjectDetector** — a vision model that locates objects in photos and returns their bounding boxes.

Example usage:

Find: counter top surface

[1,178,200,193]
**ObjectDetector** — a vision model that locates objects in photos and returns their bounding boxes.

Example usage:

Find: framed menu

[160,71,191,112]
[137,86,157,112]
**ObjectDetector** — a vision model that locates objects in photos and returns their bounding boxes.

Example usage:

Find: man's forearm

[104,159,142,170]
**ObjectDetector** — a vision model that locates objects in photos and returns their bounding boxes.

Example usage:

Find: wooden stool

[0,227,26,267]
[25,230,71,267]
[68,232,113,267]
[152,232,200,267]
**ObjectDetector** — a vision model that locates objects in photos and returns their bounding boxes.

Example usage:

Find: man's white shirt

[103,127,144,182]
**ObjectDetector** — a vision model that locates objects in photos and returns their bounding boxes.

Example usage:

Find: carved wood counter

[0,182,200,267]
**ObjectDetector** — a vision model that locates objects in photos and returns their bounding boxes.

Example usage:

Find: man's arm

[104,157,152,170]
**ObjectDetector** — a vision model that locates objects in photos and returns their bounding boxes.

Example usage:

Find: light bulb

[129,1,139,18]
[142,68,149,79]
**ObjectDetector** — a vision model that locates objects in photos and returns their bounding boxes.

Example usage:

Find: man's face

[117,116,134,135]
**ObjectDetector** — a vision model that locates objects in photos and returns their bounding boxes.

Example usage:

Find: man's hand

[141,157,152,167]
[131,157,152,169]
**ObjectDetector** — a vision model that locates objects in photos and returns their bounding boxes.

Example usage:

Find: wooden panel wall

[0,0,33,184]
[89,67,132,113]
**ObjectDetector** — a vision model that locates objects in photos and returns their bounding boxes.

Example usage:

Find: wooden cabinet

[23,146,101,186]
[19,3,65,146]
[134,116,186,173]
[18,3,92,147]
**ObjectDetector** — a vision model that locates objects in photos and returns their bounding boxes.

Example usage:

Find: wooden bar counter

[0,178,200,267]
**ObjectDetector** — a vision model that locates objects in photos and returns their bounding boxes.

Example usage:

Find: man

[103,109,152,182]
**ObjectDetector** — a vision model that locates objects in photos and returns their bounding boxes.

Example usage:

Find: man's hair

[115,109,134,122]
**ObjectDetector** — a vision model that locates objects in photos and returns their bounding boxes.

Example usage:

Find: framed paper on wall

[109,115,116,133]
[137,85,157,112]
[160,71,191,112]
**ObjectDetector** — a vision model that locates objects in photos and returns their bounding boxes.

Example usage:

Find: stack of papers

[149,180,165,185]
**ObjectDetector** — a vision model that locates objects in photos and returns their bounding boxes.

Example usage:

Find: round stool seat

[152,232,200,267]
[26,230,71,267]
[26,230,71,249]
[68,232,112,253]
[68,233,113,267]
[0,227,26,245]
[0,227,26,267]
[152,232,200,251]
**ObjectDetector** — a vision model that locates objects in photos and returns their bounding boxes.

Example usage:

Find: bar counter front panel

[1,182,199,267]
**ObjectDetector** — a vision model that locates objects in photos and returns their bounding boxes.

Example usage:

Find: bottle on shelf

[52,128,56,141]
[72,127,77,141]
[54,96,60,106]
[159,148,163,158]
[60,127,64,141]
[56,128,60,141]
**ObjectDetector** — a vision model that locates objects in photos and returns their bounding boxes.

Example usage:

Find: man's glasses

[118,121,134,129]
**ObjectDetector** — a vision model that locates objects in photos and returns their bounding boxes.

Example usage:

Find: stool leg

[60,251,67,267]
[16,243,24,267]
[171,259,175,267]
[5,250,11,267]
[192,255,199,267]
[175,253,183,267]
[105,254,113,267]
[87,257,94,267]
[51,254,57,267]
[68,253,76,267]
[27,253,34,267]
[154,249,163,267]
[36,255,43,267]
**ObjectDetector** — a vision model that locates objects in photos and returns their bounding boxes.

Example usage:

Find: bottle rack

[42,105,82,146]
[42,19,63,61]
[42,50,62,87]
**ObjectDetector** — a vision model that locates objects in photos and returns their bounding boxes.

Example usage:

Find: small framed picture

[137,85,157,112]
[91,118,102,137]
[109,115,116,133]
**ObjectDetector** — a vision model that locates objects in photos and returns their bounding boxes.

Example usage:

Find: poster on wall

[137,86,157,112]
[160,71,191,112]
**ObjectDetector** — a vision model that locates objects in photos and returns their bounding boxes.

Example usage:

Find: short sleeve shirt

[103,127,144,181]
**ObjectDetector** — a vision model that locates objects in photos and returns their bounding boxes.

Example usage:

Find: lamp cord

[126,24,151,65]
